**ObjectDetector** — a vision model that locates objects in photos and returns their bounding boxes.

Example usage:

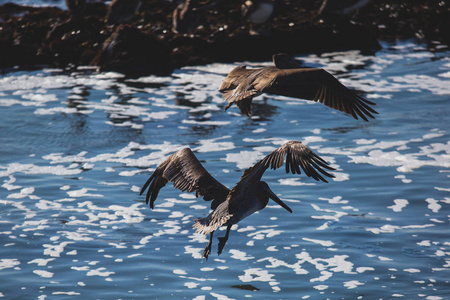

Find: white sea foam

[0,258,20,270]
[343,280,364,289]
[239,268,275,282]
[388,199,409,212]
[425,198,442,213]
[195,136,235,153]
[229,249,255,261]
[86,268,115,277]
[33,270,54,278]
[2,176,21,191]
[302,238,334,247]
[0,45,449,299]
[28,258,55,266]
[225,151,264,169]
[278,178,316,186]
[366,224,435,235]
[356,267,374,273]
[43,242,74,257]
[0,163,83,177]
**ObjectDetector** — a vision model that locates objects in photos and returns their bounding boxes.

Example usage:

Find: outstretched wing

[241,140,336,183]
[140,148,230,209]
[219,66,270,117]
[219,65,252,93]
[264,68,378,121]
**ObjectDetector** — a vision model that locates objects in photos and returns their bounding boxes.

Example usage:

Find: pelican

[106,0,142,25]
[140,141,335,259]
[219,53,378,121]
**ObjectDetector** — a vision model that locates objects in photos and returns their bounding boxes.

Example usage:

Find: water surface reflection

[0,42,449,299]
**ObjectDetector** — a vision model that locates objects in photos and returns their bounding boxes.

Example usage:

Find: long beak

[265,186,293,213]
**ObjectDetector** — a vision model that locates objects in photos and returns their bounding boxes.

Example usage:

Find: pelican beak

[265,186,293,213]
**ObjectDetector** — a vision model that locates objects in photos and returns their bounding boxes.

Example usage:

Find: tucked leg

[217,224,232,255]
[202,231,214,259]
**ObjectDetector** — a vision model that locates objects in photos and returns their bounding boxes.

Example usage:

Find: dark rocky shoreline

[1,0,449,76]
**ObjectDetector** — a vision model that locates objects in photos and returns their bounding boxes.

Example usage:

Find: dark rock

[0,0,449,75]
[91,25,174,77]
[106,0,142,26]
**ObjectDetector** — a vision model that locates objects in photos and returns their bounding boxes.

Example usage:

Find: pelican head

[258,181,292,213]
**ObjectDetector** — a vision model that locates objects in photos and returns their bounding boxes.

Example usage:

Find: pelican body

[219,53,378,120]
[140,141,335,259]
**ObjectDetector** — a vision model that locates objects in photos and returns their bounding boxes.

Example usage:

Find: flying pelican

[140,141,335,259]
[219,53,378,120]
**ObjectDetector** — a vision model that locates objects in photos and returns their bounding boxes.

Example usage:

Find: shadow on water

[231,284,260,291]
[64,85,90,133]
[120,79,169,90]
[187,124,220,137]
[322,123,374,134]
[174,92,203,108]
[66,85,90,109]
[248,97,279,121]
[176,68,230,78]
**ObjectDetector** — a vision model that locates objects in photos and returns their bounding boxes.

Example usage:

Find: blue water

[1,41,449,299]
[0,0,66,8]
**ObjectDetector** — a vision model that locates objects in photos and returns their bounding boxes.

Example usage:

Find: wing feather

[219,55,377,121]
[263,68,378,121]
[219,67,276,117]
[140,148,230,209]
[218,65,252,92]
[240,141,336,183]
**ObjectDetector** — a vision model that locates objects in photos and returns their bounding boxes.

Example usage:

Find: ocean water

[0,41,449,299]
[0,0,65,8]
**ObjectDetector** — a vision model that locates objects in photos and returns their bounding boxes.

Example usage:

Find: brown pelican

[106,0,142,25]
[140,141,335,259]
[219,53,378,121]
